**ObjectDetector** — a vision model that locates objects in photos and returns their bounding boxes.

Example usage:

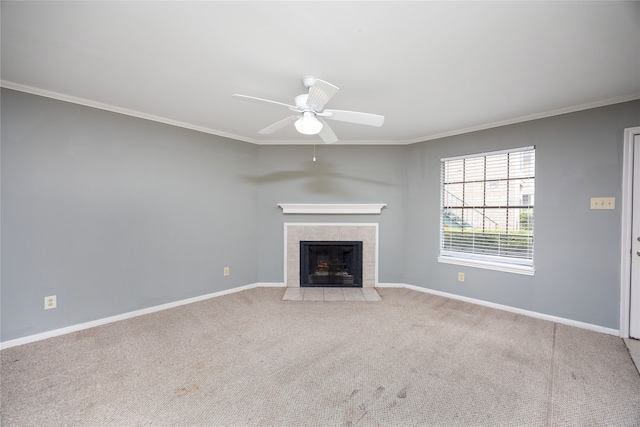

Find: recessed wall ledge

[278,203,386,215]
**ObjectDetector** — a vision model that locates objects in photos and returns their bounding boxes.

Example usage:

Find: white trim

[2,280,620,349]
[377,282,406,288]
[438,256,535,276]
[0,283,269,350]
[441,145,535,162]
[6,81,636,147]
[254,282,286,287]
[620,126,640,338]
[377,283,619,336]
[0,80,261,145]
[405,93,640,145]
[278,203,386,215]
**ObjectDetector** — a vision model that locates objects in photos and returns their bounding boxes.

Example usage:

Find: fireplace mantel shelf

[278,203,386,215]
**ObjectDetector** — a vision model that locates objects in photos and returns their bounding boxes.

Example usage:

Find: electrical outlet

[44,295,57,309]
[457,272,465,282]
[590,197,615,210]
[224,266,230,276]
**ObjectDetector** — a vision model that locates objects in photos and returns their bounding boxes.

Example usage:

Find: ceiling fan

[232,76,384,144]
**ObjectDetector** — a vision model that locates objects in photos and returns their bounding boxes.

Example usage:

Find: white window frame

[438,146,535,276]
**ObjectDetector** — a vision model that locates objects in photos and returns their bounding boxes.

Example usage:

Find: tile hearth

[282,287,381,302]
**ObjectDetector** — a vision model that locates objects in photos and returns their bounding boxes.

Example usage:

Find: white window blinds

[440,146,535,266]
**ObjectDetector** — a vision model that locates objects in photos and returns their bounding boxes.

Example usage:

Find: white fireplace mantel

[278,203,386,215]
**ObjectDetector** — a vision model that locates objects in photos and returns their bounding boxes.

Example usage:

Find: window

[439,146,535,274]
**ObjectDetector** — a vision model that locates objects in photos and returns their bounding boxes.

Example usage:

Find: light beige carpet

[2,287,639,426]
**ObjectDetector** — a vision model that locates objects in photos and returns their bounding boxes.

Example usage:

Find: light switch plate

[590,197,615,210]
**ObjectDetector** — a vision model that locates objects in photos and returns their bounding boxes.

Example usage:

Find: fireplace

[285,223,377,288]
[300,241,363,287]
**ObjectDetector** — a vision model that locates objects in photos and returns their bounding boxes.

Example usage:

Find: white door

[630,134,640,338]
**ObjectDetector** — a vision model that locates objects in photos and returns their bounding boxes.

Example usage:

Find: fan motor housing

[295,94,310,109]
[302,76,317,89]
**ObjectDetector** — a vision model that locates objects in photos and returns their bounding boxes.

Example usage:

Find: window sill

[438,256,535,276]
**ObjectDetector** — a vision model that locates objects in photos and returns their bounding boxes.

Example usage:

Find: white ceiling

[2,1,639,145]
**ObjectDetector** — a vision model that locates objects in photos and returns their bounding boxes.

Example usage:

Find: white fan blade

[323,109,384,127]
[259,116,299,134]
[306,79,339,111]
[232,94,298,111]
[318,119,338,144]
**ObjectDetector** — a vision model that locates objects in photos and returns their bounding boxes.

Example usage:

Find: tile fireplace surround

[285,223,378,288]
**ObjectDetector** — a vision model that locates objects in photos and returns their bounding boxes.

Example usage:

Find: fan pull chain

[313,144,316,162]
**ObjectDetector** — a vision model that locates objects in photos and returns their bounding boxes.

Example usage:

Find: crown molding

[3,80,638,146]
[404,92,640,144]
[0,80,399,145]
[0,80,259,143]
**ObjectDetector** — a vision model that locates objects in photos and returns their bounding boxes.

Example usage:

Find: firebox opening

[300,241,363,287]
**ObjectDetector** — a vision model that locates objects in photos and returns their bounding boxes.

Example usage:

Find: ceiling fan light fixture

[234,77,384,143]
[294,112,323,135]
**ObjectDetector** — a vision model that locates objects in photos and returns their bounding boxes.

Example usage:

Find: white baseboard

[254,282,286,287]
[2,281,619,350]
[0,283,277,350]
[377,282,406,288]
[377,283,619,336]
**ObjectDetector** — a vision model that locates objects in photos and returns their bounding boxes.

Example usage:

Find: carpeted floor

[2,287,639,426]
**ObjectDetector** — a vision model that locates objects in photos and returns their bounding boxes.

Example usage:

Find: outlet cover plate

[45,295,57,309]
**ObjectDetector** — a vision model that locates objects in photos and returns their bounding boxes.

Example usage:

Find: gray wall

[405,100,640,329]
[2,88,638,342]
[1,89,259,341]
[254,144,407,284]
